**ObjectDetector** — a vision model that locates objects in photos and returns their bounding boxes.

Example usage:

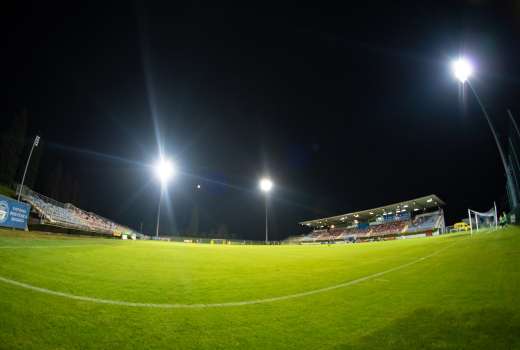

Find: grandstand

[296,195,445,243]
[17,185,138,239]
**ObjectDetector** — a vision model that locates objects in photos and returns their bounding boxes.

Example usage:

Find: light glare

[259,178,273,192]
[452,58,473,83]
[154,158,175,185]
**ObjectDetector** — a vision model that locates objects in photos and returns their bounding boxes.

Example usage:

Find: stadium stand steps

[296,210,443,243]
[19,185,138,238]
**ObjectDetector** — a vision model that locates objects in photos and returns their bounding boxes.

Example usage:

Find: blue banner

[0,195,31,229]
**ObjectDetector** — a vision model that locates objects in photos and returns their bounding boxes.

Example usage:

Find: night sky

[4,1,520,240]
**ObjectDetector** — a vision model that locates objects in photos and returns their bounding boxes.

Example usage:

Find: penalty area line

[0,241,460,308]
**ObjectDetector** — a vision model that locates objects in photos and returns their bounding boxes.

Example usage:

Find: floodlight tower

[452,57,518,207]
[17,135,40,201]
[154,157,175,238]
[259,177,273,244]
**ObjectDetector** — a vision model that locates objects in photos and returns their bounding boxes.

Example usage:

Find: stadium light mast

[452,57,518,208]
[17,135,40,202]
[259,177,273,244]
[154,157,175,238]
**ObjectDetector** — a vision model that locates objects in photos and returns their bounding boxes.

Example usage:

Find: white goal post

[467,202,498,234]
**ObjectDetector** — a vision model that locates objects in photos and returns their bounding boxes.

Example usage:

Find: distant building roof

[299,194,445,228]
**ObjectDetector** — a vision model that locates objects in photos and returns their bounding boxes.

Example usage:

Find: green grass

[0,227,519,349]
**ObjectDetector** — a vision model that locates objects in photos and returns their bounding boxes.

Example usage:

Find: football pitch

[0,227,519,349]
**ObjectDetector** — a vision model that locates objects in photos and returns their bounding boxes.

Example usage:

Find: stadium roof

[299,194,445,228]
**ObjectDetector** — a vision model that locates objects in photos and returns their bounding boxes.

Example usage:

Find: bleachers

[369,220,406,237]
[301,221,405,242]
[299,213,442,242]
[19,186,136,237]
[336,227,368,239]
[296,195,445,243]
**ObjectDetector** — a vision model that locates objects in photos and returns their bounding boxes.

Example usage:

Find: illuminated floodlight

[153,156,175,238]
[259,177,274,243]
[154,158,175,185]
[196,184,201,189]
[452,58,473,83]
[259,178,273,192]
[427,198,433,203]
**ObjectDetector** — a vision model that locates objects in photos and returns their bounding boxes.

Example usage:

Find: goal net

[468,204,498,233]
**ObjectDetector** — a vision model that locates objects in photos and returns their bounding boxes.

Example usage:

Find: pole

[494,201,498,229]
[468,209,472,235]
[17,135,40,202]
[509,111,520,198]
[467,82,518,207]
[508,152,520,197]
[265,195,269,244]
[155,187,163,238]
[508,109,520,141]
[509,138,520,179]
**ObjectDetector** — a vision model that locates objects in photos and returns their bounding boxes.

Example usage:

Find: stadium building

[297,195,445,243]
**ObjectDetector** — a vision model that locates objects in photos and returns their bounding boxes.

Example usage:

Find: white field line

[0,241,459,308]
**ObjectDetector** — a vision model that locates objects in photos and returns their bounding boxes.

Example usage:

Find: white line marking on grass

[0,241,459,308]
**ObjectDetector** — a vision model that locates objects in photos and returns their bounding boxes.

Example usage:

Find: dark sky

[4,1,520,240]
